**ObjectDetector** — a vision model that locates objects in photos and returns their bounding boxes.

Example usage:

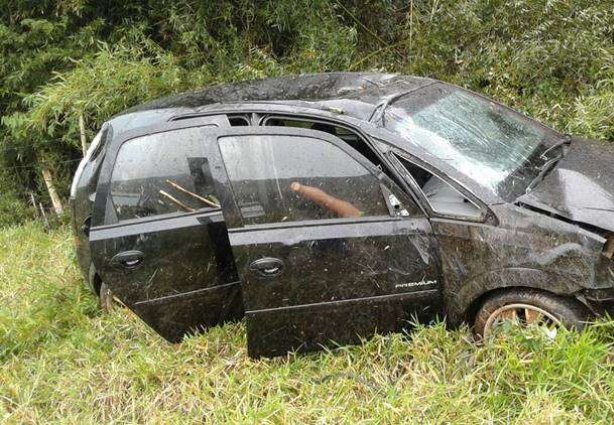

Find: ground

[1,223,614,424]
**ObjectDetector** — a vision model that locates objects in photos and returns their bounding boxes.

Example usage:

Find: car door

[89,116,243,343]
[206,127,443,357]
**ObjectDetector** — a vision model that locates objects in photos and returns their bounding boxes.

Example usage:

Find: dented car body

[70,73,614,357]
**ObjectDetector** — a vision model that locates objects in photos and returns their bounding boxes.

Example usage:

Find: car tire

[473,289,589,339]
[99,282,114,313]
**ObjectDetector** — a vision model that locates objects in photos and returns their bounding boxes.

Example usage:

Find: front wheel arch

[445,267,590,326]
[466,286,591,333]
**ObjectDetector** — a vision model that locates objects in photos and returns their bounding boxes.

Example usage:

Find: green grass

[2,223,614,423]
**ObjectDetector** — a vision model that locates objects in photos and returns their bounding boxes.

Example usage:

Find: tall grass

[1,224,614,423]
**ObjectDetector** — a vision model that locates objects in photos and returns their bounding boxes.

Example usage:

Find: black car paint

[88,118,245,341]
[71,72,614,357]
[204,126,442,357]
[518,137,614,233]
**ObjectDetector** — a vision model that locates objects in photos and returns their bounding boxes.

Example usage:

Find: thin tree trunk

[29,192,39,218]
[78,113,88,156]
[38,201,50,230]
[42,168,64,215]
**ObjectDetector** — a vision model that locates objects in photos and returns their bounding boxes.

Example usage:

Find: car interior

[394,154,483,219]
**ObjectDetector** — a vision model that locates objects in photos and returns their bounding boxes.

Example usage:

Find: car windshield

[384,84,560,198]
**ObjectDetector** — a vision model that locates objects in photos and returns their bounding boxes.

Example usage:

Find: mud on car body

[70,72,614,358]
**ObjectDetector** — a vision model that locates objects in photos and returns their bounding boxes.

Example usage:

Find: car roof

[125,72,433,112]
[106,72,435,134]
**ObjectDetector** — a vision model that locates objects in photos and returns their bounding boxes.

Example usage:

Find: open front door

[208,127,442,357]
[89,116,243,342]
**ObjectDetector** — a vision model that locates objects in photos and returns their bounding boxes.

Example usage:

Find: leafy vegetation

[1,0,613,226]
[1,223,614,423]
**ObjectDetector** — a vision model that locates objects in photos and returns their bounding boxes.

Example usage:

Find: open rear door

[89,116,243,342]
[207,127,442,357]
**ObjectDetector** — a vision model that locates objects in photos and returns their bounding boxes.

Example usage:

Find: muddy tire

[473,289,588,339]
[99,282,114,313]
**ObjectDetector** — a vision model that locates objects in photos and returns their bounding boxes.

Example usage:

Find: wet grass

[1,222,614,423]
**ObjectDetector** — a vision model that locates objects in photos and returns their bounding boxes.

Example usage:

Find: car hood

[518,137,614,233]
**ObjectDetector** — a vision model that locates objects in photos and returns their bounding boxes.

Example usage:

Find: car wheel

[474,289,588,340]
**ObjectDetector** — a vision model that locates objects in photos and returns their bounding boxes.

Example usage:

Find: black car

[70,72,614,358]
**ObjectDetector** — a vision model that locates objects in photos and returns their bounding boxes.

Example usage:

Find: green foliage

[0,170,34,228]
[568,76,614,141]
[1,0,613,225]
[0,191,34,228]
[2,224,614,422]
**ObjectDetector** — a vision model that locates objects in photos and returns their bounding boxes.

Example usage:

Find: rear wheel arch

[92,273,103,297]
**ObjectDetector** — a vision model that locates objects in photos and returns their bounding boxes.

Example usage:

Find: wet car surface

[71,72,614,357]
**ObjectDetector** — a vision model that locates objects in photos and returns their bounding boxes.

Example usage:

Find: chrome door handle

[249,257,284,278]
[111,250,144,270]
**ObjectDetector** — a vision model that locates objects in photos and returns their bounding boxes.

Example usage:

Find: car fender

[445,267,586,326]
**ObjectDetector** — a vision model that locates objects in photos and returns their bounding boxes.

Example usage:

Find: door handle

[249,257,284,278]
[111,250,144,270]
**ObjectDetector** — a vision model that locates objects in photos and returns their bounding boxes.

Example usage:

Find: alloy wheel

[483,303,561,339]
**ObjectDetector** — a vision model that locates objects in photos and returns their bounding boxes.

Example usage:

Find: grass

[1,222,614,423]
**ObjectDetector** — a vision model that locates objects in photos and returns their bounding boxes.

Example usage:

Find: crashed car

[70,72,614,358]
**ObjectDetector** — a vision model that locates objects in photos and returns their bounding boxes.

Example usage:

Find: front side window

[219,135,391,225]
[384,83,560,199]
[395,154,483,220]
[110,127,219,221]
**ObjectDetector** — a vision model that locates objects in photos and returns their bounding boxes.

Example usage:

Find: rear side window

[219,134,390,225]
[110,127,219,221]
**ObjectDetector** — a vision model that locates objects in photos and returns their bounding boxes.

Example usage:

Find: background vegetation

[0,0,613,227]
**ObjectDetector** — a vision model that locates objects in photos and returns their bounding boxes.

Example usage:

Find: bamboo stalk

[159,190,195,212]
[165,179,220,208]
[78,113,88,156]
[38,201,50,230]
[42,168,64,215]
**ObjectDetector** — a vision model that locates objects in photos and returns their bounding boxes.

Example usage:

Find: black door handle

[249,257,284,278]
[111,250,144,270]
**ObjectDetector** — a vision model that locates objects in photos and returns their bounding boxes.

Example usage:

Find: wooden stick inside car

[166,179,221,208]
[159,190,195,212]
[290,182,362,218]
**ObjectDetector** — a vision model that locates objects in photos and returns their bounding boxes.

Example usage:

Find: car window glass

[263,117,385,170]
[219,134,391,225]
[395,154,483,219]
[384,84,554,198]
[110,127,219,221]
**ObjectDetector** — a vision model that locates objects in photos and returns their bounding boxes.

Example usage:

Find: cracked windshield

[385,85,552,197]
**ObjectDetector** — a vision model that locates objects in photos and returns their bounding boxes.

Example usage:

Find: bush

[0,193,32,229]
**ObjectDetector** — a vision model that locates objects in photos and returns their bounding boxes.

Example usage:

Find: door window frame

[255,114,437,218]
[92,116,230,228]
[259,114,397,179]
[203,127,423,230]
[387,148,495,224]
